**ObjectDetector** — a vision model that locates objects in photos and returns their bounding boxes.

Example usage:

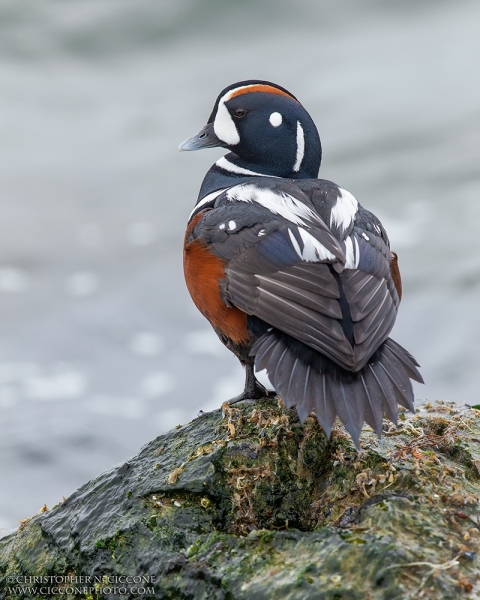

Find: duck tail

[251,332,423,448]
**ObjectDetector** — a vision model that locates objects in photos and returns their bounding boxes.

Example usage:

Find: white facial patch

[213,98,240,145]
[269,112,282,127]
[330,188,359,236]
[293,121,305,172]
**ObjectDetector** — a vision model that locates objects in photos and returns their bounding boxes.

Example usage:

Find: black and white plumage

[180,80,423,447]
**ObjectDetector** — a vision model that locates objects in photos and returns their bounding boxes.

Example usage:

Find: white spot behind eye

[269,112,283,127]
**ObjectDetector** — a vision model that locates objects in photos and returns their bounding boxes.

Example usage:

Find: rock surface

[1,399,480,599]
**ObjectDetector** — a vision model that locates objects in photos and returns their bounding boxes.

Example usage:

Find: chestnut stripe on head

[227,84,299,102]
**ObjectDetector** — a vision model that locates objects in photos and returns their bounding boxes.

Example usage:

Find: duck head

[179,80,322,179]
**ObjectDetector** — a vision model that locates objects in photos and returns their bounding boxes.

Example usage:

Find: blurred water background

[1,0,479,535]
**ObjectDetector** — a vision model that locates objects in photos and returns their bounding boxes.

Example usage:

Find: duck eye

[233,108,246,119]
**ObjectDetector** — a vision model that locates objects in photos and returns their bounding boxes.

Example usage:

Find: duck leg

[228,359,275,404]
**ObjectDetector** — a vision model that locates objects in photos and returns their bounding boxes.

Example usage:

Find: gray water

[1,0,479,535]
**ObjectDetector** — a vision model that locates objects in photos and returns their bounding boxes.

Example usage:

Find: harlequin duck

[180,80,423,446]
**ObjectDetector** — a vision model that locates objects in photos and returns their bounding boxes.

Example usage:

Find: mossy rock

[1,399,480,599]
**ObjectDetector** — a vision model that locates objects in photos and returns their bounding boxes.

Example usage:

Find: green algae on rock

[1,399,480,599]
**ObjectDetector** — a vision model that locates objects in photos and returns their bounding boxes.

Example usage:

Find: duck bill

[178,123,223,152]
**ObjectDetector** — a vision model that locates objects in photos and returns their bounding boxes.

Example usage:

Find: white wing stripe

[344,235,360,269]
[330,188,358,235]
[298,228,336,262]
[288,228,303,257]
[289,227,336,262]
[226,184,319,226]
[188,188,226,220]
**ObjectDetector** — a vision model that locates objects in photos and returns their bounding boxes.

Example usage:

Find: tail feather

[368,362,399,425]
[268,341,289,376]
[378,350,415,412]
[284,361,310,410]
[254,334,278,371]
[272,346,289,383]
[285,358,299,402]
[274,350,296,394]
[359,371,385,436]
[327,376,364,447]
[296,365,313,423]
[314,372,337,438]
[251,331,422,446]
[288,360,337,436]
[383,338,424,383]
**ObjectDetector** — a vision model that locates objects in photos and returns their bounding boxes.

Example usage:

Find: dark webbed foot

[228,383,276,405]
[228,362,275,405]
